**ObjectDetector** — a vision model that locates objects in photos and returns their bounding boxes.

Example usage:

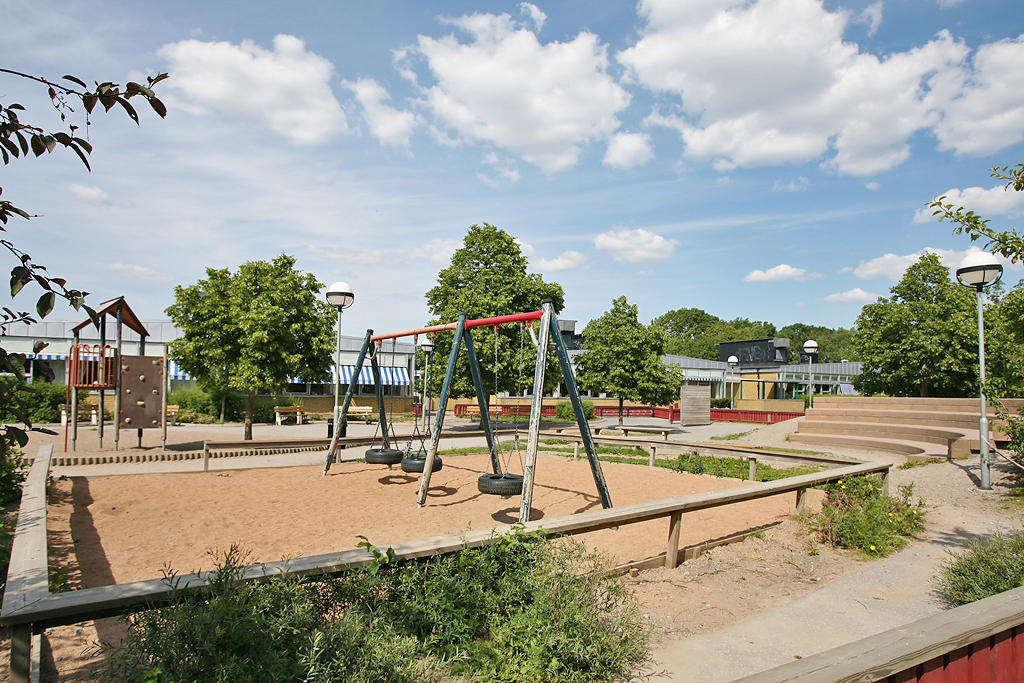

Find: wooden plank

[2,445,53,683]
[734,584,1024,682]
[1,461,886,630]
[665,511,682,569]
[795,487,808,514]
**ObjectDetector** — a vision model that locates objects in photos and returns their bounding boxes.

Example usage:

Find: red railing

[711,408,804,424]
[453,404,557,417]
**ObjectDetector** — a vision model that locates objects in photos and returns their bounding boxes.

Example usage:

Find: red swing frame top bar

[368,310,543,343]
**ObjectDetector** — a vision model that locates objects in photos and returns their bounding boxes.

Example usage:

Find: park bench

[59,404,98,426]
[274,405,305,425]
[166,404,179,425]
[595,426,674,440]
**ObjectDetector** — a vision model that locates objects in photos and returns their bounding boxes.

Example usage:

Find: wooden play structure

[323,300,612,523]
[65,297,169,452]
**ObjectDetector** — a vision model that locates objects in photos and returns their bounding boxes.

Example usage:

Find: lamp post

[728,355,739,409]
[804,340,818,409]
[326,281,355,436]
[956,251,1003,490]
[419,337,435,433]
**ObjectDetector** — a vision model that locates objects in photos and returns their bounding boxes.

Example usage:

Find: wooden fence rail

[1,454,888,679]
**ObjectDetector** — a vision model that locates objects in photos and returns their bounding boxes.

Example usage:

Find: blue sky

[3,0,1023,338]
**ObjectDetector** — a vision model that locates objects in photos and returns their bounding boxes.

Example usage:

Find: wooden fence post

[666,511,683,569]
[203,442,210,472]
[882,467,891,496]
[649,445,656,467]
[795,487,808,514]
[748,457,757,481]
[573,442,579,460]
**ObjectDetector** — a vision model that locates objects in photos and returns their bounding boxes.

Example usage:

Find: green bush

[711,398,732,409]
[805,476,924,556]
[935,532,1024,606]
[107,532,649,682]
[168,388,245,422]
[0,378,67,424]
[554,399,595,420]
[250,397,294,424]
[0,448,27,506]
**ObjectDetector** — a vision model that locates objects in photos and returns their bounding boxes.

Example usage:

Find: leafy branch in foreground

[0,67,169,459]
[929,162,1024,262]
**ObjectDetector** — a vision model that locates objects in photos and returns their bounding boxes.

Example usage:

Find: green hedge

[0,378,67,424]
[555,399,595,420]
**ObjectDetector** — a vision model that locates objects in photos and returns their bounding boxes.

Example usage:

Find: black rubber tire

[477,473,524,496]
[401,455,443,473]
[365,447,403,465]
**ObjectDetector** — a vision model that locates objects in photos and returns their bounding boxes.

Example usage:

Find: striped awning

[168,361,193,381]
[331,365,409,386]
[26,353,67,360]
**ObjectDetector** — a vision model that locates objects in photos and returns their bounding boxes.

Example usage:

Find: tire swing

[364,340,403,467]
[477,323,526,497]
[402,335,443,474]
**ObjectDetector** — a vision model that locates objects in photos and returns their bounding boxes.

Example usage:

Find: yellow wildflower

[870,545,876,551]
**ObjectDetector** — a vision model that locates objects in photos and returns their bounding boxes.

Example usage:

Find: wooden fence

[711,408,805,424]
[1,448,888,682]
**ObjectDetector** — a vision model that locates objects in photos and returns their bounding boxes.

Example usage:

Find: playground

[50,449,815,585]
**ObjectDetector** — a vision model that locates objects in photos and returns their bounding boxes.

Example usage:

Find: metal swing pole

[417,314,467,507]
[519,301,553,523]
[369,349,390,449]
[549,308,612,510]
[323,329,373,475]
[464,330,500,474]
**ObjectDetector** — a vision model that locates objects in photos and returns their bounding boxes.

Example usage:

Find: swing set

[323,300,612,524]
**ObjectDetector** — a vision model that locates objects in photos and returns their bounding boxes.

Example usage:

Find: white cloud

[851,245,1015,280]
[773,176,810,192]
[864,181,881,191]
[914,182,1024,222]
[856,1,883,38]
[519,3,546,31]
[824,288,880,302]
[482,152,520,183]
[412,238,461,264]
[68,184,109,203]
[621,0,971,176]
[536,250,585,271]
[935,36,1024,156]
[159,34,347,144]
[405,9,630,172]
[744,263,822,282]
[344,78,418,147]
[106,263,173,283]
[603,132,653,169]
[594,228,676,263]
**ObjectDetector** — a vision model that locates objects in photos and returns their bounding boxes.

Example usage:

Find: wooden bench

[166,405,179,426]
[345,406,375,422]
[274,406,304,425]
[596,426,673,440]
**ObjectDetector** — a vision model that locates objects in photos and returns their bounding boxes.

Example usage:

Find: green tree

[425,224,564,402]
[1,68,167,457]
[651,307,721,356]
[166,255,334,439]
[575,296,682,427]
[778,323,859,363]
[852,253,1013,397]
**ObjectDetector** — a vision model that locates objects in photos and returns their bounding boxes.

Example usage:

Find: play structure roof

[71,297,150,338]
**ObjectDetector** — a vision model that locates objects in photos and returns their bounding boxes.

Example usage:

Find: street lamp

[727,355,739,409]
[419,336,435,433]
[956,251,1003,490]
[804,340,818,409]
[326,281,355,435]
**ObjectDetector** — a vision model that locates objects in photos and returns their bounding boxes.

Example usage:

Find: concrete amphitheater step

[787,432,946,460]
[812,396,1024,411]
[805,407,984,430]
[797,420,975,458]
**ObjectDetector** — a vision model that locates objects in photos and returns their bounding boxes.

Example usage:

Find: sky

[3,0,1023,339]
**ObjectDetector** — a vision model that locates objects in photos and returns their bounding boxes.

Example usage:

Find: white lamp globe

[803,339,818,355]
[419,337,435,352]
[326,281,355,309]
[956,251,1003,289]
[727,355,739,367]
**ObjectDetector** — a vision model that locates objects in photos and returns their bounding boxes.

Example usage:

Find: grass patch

[897,458,945,470]
[804,475,924,557]
[935,532,1024,606]
[710,430,754,441]
[105,533,649,682]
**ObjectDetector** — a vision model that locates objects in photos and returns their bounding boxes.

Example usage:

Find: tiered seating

[789,396,1024,460]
